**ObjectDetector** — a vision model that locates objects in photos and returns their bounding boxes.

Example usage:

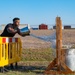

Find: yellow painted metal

[0,37,22,67]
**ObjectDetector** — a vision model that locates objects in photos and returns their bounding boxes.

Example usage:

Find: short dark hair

[13,17,20,22]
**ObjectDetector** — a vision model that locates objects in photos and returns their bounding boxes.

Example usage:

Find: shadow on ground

[5,65,46,74]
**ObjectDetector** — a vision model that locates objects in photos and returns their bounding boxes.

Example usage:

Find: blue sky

[0,0,75,27]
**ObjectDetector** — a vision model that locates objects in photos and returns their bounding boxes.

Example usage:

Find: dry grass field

[0,29,75,75]
[14,29,75,49]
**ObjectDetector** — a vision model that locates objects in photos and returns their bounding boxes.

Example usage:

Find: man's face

[13,20,20,27]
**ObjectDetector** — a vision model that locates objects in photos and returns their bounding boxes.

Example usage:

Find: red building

[39,24,48,30]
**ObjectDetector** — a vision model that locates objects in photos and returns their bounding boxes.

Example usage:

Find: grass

[0,48,75,75]
[0,71,37,75]
[22,48,55,61]
[0,48,54,75]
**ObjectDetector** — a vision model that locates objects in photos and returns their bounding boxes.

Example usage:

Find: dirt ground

[14,29,75,49]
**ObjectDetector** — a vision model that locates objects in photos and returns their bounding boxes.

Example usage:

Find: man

[1,17,30,69]
[1,17,27,37]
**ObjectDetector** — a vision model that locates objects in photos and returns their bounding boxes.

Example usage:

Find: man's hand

[17,30,30,37]
[20,31,30,37]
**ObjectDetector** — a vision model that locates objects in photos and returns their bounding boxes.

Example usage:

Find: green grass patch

[22,48,55,61]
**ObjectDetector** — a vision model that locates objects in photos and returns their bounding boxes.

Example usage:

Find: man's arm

[17,28,23,36]
[7,27,17,33]
[7,24,17,34]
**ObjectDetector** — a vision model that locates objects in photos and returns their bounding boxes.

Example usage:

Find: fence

[0,37,22,67]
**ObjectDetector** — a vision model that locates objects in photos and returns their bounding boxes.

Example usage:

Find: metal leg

[0,67,4,73]
[10,64,14,69]
[15,62,18,69]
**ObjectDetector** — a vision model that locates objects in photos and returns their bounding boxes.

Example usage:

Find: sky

[0,0,75,28]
